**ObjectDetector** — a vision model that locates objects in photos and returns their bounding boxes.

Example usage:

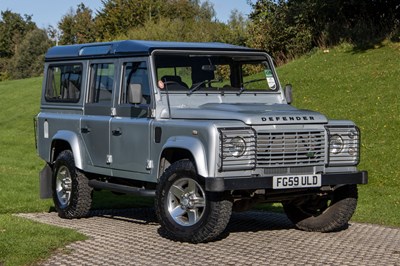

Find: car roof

[45,40,262,61]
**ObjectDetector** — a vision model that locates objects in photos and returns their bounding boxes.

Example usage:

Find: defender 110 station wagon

[36,40,367,243]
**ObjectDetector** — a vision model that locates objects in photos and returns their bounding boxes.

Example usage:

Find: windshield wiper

[237,78,267,95]
[187,79,222,96]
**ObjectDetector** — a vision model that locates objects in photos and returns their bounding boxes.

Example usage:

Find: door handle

[81,127,90,134]
[112,129,122,136]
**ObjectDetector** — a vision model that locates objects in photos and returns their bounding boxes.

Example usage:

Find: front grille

[257,130,326,167]
[263,166,314,175]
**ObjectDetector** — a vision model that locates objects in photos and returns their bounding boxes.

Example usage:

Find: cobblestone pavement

[18,209,400,266]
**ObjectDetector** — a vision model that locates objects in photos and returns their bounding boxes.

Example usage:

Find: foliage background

[1,0,398,80]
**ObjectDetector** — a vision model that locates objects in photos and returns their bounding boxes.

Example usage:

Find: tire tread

[155,159,232,243]
[53,150,92,219]
[283,185,358,232]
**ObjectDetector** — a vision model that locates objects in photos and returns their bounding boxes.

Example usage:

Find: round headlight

[330,135,344,154]
[229,137,246,157]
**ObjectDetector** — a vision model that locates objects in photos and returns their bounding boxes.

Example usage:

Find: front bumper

[205,171,368,192]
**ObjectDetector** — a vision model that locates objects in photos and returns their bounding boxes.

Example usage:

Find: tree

[227,9,249,46]
[247,0,312,64]
[248,0,400,59]
[46,25,60,46]
[95,0,165,41]
[58,3,96,45]
[11,28,52,79]
[286,0,400,47]
[121,17,231,43]
[0,10,38,80]
[94,0,217,41]
[161,0,216,21]
[0,10,35,58]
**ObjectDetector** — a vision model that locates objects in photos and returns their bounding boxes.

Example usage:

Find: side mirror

[284,84,293,104]
[128,83,142,104]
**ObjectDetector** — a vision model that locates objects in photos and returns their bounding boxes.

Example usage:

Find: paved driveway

[19,209,400,265]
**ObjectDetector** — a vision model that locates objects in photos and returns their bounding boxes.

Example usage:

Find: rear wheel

[52,150,92,219]
[283,185,358,232]
[155,159,232,243]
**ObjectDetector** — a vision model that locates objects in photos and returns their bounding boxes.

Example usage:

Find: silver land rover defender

[36,40,367,243]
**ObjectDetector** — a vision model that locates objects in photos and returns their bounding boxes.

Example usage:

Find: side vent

[155,127,162,143]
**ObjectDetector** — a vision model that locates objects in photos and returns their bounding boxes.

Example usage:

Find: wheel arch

[158,136,209,178]
[51,130,85,169]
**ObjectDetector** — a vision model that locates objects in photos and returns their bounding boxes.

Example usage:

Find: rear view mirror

[128,84,142,104]
[285,84,293,104]
[201,65,216,71]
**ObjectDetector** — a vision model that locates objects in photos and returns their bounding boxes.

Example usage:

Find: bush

[248,0,400,63]
[11,29,52,79]
[120,17,236,44]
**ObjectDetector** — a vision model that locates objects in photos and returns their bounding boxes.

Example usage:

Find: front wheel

[283,185,358,232]
[155,159,232,243]
[52,150,92,219]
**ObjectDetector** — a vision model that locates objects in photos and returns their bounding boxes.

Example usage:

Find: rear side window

[45,64,82,102]
[88,63,115,104]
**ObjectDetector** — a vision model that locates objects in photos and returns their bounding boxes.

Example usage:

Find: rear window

[45,64,82,102]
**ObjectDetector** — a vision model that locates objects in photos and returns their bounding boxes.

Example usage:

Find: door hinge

[150,108,156,118]
[111,107,116,117]
[106,155,113,164]
[146,160,154,170]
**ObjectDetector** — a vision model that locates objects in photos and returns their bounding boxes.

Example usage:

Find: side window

[45,64,82,102]
[122,61,150,104]
[88,63,115,104]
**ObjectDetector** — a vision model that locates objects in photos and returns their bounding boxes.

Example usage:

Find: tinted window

[122,61,150,104]
[154,54,278,92]
[45,64,82,102]
[88,63,115,103]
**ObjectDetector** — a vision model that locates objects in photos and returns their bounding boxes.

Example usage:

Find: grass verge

[0,214,86,266]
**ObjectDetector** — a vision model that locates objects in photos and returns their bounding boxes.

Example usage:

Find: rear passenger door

[81,60,117,174]
[110,58,152,177]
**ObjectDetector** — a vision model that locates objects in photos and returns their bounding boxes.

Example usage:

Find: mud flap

[40,164,53,199]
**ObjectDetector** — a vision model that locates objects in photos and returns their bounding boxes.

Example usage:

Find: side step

[88,180,156,197]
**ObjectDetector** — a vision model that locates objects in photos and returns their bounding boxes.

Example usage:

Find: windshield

[154,53,279,93]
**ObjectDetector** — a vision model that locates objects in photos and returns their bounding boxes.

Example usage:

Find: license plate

[272,174,321,189]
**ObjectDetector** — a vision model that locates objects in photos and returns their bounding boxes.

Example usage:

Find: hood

[169,103,328,125]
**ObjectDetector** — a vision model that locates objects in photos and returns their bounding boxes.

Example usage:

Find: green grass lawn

[278,41,400,225]
[0,214,86,266]
[0,41,399,265]
[0,77,84,266]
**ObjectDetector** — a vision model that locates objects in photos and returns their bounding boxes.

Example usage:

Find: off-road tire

[52,150,92,219]
[283,185,358,232]
[155,159,232,243]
